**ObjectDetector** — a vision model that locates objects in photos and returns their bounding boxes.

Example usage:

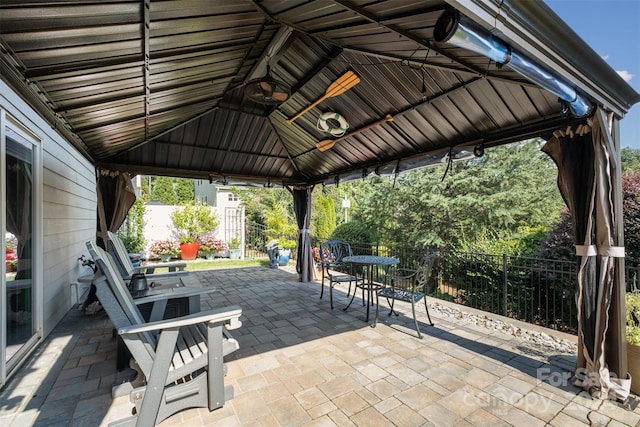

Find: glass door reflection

[5,129,35,363]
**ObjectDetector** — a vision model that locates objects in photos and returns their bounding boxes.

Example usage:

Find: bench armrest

[119,305,243,335]
[138,261,187,274]
[132,269,189,279]
[131,286,214,305]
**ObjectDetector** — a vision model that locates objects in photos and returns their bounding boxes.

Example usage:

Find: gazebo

[1,0,638,401]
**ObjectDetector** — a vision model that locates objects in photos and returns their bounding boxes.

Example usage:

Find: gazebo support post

[605,116,627,383]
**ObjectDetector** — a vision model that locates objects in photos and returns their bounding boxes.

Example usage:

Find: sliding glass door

[2,113,41,382]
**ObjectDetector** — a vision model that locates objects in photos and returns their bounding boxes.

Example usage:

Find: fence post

[503,253,508,317]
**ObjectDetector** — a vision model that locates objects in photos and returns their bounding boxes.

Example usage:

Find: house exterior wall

[194,179,217,206]
[1,80,96,338]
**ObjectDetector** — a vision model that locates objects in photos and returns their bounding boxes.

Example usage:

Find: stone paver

[1,265,639,426]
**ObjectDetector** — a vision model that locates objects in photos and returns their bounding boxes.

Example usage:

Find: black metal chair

[375,251,440,338]
[319,240,361,309]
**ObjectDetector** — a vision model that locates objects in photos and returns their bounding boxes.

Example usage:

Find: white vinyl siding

[1,80,96,340]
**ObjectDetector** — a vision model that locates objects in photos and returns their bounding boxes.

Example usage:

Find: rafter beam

[142,0,151,140]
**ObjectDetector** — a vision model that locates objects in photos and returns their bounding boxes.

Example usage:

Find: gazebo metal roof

[1,0,638,185]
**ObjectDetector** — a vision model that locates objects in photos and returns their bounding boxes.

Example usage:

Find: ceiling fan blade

[271,92,289,102]
[260,81,274,96]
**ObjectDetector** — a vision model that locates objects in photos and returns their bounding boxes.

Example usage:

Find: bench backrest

[107,231,136,277]
[87,241,155,337]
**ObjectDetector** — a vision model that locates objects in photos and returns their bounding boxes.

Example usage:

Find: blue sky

[545,0,640,149]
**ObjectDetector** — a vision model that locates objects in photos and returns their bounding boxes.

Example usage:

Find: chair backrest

[106,231,136,277]
[414,251,440,292]
[319,240,353,263]
[87,241,148,328]
[87,241,159,371]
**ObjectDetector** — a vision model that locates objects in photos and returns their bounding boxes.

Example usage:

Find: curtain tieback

[575,245,625,257]
[299,228,310,234]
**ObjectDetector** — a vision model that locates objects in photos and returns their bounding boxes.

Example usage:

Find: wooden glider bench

[87,241,242,427]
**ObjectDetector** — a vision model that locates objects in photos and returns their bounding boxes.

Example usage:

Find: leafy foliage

[171,203,220,243]
[352,140,563,253]
[148,239,180,258]
[314,192,336,239]
[622,147,640,173]
[236,188,298,248]
[627,291,640,344]
[199,235,227,253]
[228,237,241,249]
[175,178,195,204]
[118,198,146,252]
[329,221,374,244]
[538,171,640,265]
[151,176,178,205]
[263,198,297,249]
[623,172,640,265]
[238,184,359,240]
[537,208,575,261]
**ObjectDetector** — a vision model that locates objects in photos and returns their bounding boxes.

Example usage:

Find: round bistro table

[342,255,399,323]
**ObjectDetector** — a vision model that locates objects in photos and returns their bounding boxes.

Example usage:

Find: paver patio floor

[1,265,639,426]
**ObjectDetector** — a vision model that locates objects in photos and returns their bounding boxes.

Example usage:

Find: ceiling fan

[243,65,291,105]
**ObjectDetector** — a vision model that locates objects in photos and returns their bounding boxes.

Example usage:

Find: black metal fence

[437,252,578,333]
[339,242,640,335]
[242,225,640,335]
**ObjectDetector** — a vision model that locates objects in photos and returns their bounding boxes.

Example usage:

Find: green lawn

[147,258,271,272]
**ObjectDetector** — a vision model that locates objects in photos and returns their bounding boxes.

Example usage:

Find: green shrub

[627,291,640,345]
[171,202,220,243]
[329,221,374,244]
[118,198,146,253]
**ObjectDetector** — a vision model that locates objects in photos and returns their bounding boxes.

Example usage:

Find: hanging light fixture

[473,144,485,157]
[434,9,593,118]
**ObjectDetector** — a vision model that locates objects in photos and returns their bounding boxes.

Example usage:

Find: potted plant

[311,247,323,279]
[199,235,227,260]
[148,239,180,262]
[627,291,640,394]
[171,203,220,260]
[228,237,241,260]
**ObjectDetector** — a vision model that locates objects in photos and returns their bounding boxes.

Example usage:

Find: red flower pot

[179,242,199,260]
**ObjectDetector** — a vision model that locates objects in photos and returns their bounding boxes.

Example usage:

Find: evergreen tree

[151,176,178,205]
[175,178,195,203]
[352,140,564,253]
[314,192,336,239]
[622,147,640,172]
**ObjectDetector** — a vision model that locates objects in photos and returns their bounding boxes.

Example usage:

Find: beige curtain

[543,108,629,400]
[96,169,136,249]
